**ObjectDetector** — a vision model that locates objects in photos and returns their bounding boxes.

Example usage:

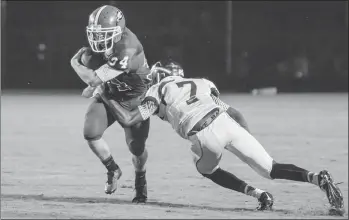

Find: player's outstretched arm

[203,78,250,132]
[211,95,250,132]
[97,94,143,127]
[70,47,103,87]
[226,107,250,132]
[96,93,152,127]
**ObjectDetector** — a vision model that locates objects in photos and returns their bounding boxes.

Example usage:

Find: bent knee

[127,139,146,156]
[194,153,222,175]
[83,123,104,141]
[83,130,102,141]
[190,142,223,176]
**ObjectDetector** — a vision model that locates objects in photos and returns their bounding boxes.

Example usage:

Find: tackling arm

[226,106,250,133]
[96,93,157,127]
[70,47,103,87]
[211,95,250,132]
[96,93,143,127]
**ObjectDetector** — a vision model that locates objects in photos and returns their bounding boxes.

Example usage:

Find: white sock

[244,185,265,199]
[307,172,320,186]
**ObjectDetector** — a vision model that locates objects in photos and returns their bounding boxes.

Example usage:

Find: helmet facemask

[86,25,122,53]
[148,61,184,86]
[148,64,172,85]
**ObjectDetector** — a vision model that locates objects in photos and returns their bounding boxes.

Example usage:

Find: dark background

[1,1,348,92]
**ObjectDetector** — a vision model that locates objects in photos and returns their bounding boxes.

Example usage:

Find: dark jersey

[94,27,150,101]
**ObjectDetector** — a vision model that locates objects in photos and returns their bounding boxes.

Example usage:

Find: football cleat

[132,171,147,203]
[257,192,274,211]
[105,168,122,194]
[318,170,345,215]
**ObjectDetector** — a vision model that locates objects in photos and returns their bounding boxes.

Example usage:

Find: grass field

[1,91,348,219]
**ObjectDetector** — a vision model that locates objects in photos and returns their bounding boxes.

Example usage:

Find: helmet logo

[116,10,123,22]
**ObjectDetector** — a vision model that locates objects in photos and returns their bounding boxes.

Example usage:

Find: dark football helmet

[148,60,184,85]
[86,5,126,53]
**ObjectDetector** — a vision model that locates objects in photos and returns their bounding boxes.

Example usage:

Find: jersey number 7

[176,81,199,105]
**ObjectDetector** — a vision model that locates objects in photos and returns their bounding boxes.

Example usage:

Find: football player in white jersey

[94,60,344,214]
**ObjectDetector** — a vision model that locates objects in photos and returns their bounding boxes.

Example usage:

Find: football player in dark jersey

[71,5,150,203]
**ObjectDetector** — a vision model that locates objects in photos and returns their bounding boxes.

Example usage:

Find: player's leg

[270,163,344,214]
[84,98,122,194]
[117,96,150,203]
[223,113,344,213]
[188,114,273,210]
[123,119,150,203]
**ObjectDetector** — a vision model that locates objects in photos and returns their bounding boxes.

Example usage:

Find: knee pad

[197,162,220,176]
[194,150,222,176]
[127,139,146,157]
[190,141,222,176]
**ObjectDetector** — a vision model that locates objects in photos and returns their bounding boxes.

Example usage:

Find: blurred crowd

[2,1,348,92]
[151,2,348,92]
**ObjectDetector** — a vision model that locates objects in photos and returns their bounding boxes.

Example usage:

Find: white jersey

[138,76,222,139]
[137,77,274,179]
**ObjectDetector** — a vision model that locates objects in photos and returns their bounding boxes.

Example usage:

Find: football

[80,48,105,70]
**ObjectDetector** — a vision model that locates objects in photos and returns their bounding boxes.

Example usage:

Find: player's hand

[81,86,96,98]
[93,84,105,97]
[91,84,105,99]
[70,47,89,67]
[81,84,105,99]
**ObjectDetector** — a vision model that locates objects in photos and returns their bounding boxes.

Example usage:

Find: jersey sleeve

[202,78,220,97]
[95,63,124,82]
[137,85,161,120]
[211,95,229,111]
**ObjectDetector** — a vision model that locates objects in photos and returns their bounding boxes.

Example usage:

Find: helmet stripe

[94,5,107,25]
